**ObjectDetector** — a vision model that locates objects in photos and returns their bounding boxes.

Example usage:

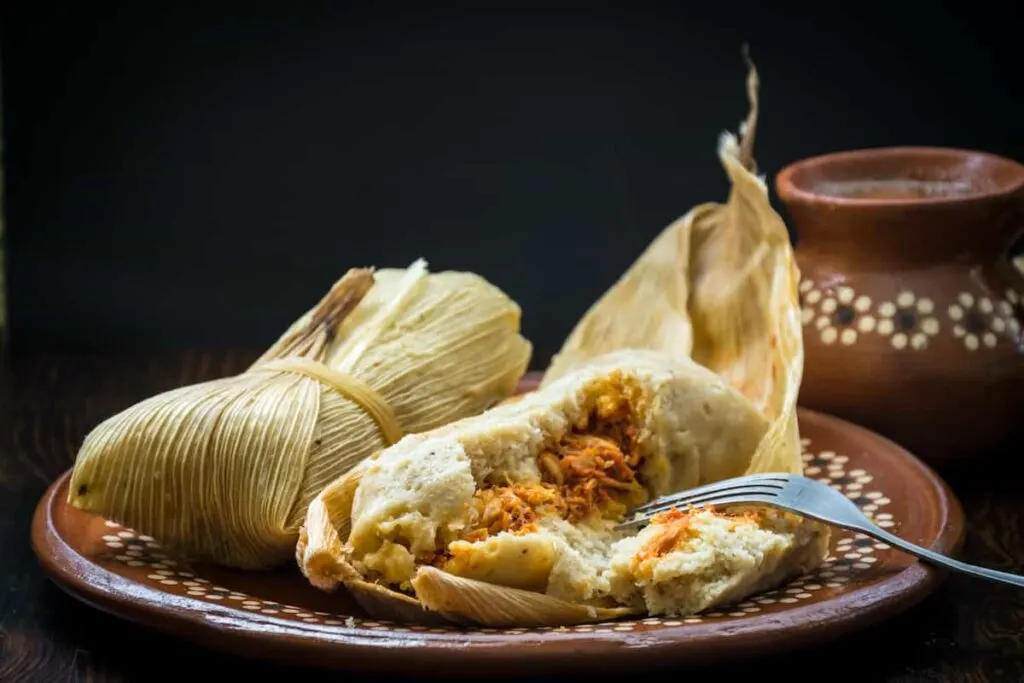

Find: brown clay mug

[775,146,1024,466]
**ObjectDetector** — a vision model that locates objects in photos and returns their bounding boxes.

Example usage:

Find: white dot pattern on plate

[98,440,896,635]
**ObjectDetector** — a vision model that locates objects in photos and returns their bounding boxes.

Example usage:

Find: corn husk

[544,56,804,478]
[68,259,532,569]
[409,568,638,627]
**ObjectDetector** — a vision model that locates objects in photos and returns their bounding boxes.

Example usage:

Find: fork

[616,473,1024,588]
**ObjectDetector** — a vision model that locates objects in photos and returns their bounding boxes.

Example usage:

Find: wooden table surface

[1,349,1023,682]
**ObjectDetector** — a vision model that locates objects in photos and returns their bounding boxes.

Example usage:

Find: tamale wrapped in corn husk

[297,60,828,627]
[68,259,532,570]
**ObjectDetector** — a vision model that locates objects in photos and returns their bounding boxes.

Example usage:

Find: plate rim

[31,407,966,674]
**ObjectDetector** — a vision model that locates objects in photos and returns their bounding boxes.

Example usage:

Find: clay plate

[31,378,965,675]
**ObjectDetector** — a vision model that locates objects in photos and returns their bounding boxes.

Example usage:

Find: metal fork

[616,473,1024,588]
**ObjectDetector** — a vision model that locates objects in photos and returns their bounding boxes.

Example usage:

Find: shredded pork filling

[631,507,766,566]
[451,392,647,554]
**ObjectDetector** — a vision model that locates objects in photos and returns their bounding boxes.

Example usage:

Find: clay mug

[775,146,1024,466]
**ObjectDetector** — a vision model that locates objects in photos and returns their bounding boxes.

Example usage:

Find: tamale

[68,259,532,570]
[297,350,827,627]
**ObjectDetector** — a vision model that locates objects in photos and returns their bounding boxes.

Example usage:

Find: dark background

[3,1,1022,367]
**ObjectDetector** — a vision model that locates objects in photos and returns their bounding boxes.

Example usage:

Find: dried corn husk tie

[252,357,403,446]
[68,259,532,570]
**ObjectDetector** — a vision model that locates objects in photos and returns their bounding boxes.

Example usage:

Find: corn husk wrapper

[544,57,804,478]
[297,60,810,627]
[68,259,532,570]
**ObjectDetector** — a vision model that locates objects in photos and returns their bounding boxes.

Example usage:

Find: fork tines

[616,473,791,531]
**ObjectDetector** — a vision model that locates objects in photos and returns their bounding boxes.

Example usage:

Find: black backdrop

[3,1,1022,367]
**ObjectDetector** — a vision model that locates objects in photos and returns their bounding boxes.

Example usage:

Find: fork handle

[861,526,1024,588]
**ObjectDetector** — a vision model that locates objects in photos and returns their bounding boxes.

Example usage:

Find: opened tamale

[297,350,827,627]
[67,259,532,570]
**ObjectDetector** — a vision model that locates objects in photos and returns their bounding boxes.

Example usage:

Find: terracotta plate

[31,399,965,675]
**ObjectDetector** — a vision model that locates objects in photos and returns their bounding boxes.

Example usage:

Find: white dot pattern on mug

[99,440,894,635]
[799,279,1021,352]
